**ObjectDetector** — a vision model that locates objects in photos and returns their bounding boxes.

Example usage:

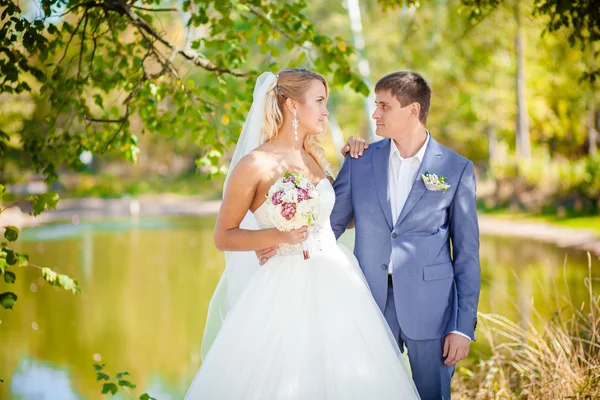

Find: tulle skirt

[185,244,420,399]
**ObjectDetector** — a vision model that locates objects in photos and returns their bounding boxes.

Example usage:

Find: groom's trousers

[383,275,455,400]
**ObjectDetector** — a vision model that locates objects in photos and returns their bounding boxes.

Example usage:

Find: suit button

[391,233,398,239]
[381,264,387,270]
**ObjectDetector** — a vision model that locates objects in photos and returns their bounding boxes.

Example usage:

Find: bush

[454,255,600,399]
[485,153,600,215]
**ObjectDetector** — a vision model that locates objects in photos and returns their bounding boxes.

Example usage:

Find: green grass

[61,172,225,200]
[480,209,600,235]
[544,215,600,235]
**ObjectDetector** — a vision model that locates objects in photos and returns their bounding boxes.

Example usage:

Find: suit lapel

[394,135,444,230]
[372,139,394,230]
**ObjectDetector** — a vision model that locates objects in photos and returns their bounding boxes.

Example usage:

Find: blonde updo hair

[263,68,331,175]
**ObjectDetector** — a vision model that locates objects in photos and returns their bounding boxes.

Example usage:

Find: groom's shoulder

[370,138,388,150]
[436,140,472,168]
[354,139,387,161]
[343,138,385,166]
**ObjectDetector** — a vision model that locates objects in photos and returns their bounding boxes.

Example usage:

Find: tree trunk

[590,108,599,156]
[488,124,497,163]
[515,0,531,161]
[346,0,378,142]
[328,115,346,165]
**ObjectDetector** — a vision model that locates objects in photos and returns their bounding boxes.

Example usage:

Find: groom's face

[372,89,413,138]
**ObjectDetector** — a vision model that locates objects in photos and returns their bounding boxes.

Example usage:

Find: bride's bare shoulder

[231,144,279,177]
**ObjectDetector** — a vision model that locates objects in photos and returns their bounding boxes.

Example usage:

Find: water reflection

[11,359,79,400]
[0,216,597,399]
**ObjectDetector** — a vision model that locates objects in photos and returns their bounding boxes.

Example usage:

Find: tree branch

[119,4,248,77]
[88,9,105,72]
[132,5,178,12]
[57,14,85,65]
[247,6,297,44]
[246,5,312,59]
[77,9,89,87]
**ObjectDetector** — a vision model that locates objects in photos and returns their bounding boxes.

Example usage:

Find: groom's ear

[410,102,421,119]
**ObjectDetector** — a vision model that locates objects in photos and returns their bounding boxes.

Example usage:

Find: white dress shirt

[387,133,470,341]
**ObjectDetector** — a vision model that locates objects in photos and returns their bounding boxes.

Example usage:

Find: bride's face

[296,80,329,135]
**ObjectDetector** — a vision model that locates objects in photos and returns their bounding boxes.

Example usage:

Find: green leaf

[93,363,106,371]
[93,94,104,109]
[116,372,130,379]
[0,292,17,309]
[28,193,59,216]
[42,267,57,283]
[42,267,82,294]
[102,382,118,395]
[27,192,59,216]
[3,271,16,284]
[4,226,19,242]
[140,394,157,400]
[351,78,370,97]
[5,250,17,266]
[96,372,110,381]
[296,51,307,65]
[118,379,136,389]
[17,254,28,267]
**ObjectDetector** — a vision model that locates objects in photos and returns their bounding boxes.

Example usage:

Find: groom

[333,71,480,400]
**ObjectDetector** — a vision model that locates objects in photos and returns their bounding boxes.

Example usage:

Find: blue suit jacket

[331,135,480,340]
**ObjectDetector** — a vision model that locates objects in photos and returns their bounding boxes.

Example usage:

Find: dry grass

[454,254,600,399]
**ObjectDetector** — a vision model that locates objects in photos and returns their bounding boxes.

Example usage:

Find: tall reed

[454,253,600,399]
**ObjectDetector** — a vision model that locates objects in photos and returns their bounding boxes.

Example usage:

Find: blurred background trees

[1,0,599,214]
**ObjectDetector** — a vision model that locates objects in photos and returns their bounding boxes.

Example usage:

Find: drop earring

[292,110,299,141]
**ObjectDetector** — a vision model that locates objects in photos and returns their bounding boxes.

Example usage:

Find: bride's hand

[281,226,309,245]
[341,136,369,159]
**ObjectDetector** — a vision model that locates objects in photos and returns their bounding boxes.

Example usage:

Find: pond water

[1,216,598,399]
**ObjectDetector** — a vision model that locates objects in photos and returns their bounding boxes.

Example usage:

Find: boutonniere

[422,172,451,192]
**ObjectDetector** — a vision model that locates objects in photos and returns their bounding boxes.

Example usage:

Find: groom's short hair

[375,71,431,125]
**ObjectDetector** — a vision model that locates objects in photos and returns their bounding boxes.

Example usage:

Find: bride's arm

[214,153,307,252]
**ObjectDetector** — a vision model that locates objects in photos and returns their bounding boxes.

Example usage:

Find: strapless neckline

[253,178,330,215]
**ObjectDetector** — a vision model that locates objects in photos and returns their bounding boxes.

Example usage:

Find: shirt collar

[389,132,430,163]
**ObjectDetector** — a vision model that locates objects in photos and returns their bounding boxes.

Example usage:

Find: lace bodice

[254,179,338,256]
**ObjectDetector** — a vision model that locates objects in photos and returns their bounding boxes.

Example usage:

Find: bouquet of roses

[265,171,320,260]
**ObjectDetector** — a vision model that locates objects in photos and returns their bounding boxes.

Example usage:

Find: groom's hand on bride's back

[341,136,369,159]
[255,226,309,265]
[256,247,277,266]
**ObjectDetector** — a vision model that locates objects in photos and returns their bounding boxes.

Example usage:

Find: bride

[185,69,420,399]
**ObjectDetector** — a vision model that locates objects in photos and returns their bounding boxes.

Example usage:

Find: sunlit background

[1,0,599,398]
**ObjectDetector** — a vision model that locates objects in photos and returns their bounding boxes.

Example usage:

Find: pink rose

[271,190,284,205]
[280,202,297,220]
[297,187,309,201]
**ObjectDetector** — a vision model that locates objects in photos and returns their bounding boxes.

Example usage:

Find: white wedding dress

[185,179,420,399]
